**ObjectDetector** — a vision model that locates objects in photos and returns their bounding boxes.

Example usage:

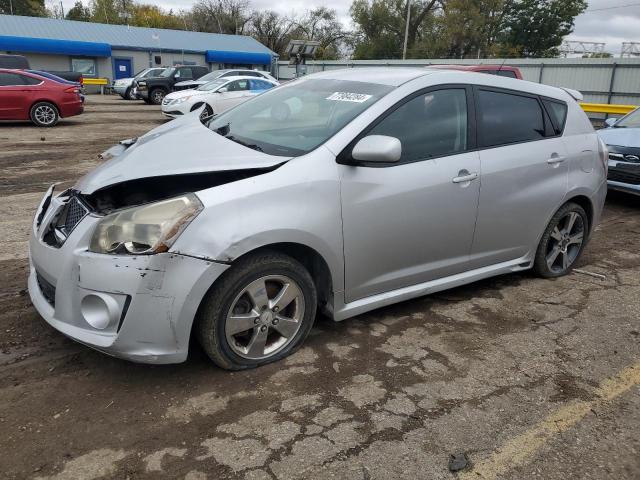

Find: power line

[584,2,640,13]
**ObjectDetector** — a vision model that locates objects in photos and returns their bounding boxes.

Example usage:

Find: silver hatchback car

[29,68,607,369]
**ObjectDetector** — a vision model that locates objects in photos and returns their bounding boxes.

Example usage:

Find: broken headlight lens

[89,193,203,255]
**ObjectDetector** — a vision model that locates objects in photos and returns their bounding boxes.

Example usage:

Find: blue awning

[0,35,111,57]
[206,50,271,65]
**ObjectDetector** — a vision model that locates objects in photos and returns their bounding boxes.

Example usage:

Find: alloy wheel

[545,211,585,273]
[152,90,165,104]
[34,105,56,125]
[225,275,305,360]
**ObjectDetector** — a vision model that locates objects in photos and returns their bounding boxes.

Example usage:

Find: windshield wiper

[226,135,264,152]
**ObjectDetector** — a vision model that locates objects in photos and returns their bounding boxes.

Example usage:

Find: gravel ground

[0,96,639,480]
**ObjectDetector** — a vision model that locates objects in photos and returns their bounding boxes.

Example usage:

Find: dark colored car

[598,108,640,196]
[428,64,523,79]
[134,65,210,105]
[0,69,84,127]
[0,54,83,84]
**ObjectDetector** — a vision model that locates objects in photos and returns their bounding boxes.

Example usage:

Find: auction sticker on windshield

[326,92,373,103]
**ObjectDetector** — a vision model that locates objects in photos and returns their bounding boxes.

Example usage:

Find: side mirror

[351,135,402,163]
[604,117,617,128]
[218,87,228,93]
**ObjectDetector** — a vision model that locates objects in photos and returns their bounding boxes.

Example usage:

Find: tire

[30,102,59,127]
[127,87,137,100]
[197,251,317,370]
[199,104,213,122]
[533,202,588,278]
[149,88,166,105]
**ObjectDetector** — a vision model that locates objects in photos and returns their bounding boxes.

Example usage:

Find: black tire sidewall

[198,254,317,370]
[534,202,588,278]
[30,102,59,127]
[150,88,166,105]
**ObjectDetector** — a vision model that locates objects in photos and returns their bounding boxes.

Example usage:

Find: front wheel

[534,202,588,278]
[149,88,166,105]
[196,252,317,370]
[199,104,213,122]
[30,102,59,127]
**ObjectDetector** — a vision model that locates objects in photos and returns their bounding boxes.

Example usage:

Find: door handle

[547,155,566,165]
[452,171,479,184]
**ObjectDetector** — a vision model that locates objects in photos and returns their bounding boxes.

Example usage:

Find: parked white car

[161,76,278,120]
[112,68,165,100]
[173,69,278,91]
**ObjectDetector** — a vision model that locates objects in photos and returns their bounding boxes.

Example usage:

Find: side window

[0,72,25,86]
[542,99,568,135]
[478,90,546,147]
[21,75,42,85]
[221,72,235,77]
[367,89,468,163]
[228,79,249,91]
[250,79,271,90]
[177,68,193,79]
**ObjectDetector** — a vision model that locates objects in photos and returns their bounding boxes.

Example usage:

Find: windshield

[208,78,393,157]
[614,108,640,128]
[159,68,175,77]
[196,79,228,91]
[198,71,224,82]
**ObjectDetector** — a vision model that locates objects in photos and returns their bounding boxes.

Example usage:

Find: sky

[52,0,640,56]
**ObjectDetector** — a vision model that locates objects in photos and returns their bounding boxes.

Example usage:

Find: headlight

[171,96,191,105]
[89,194,203,255]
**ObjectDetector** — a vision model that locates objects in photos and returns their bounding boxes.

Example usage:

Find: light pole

[402,0,411,60]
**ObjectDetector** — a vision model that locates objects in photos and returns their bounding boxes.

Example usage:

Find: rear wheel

[534,202,588,278]
[196,251,317,370]
[30,102,59,127]
[150,88,166,105]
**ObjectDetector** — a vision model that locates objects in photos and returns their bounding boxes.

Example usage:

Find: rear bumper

[60,100,84,118]
[28,188,229,364]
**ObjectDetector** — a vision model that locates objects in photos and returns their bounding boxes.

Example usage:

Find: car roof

[428,64,519,71]
[215,75,277,83]
[305,67,571,102]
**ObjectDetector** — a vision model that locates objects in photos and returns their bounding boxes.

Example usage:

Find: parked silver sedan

[28,68,607,369]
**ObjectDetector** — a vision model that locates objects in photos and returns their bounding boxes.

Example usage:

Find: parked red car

[428,64,523,79]
[0,69,84,127]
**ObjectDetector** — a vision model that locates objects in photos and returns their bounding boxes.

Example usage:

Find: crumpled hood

[114,77,134,84]
[598,127,640,148]
[75,116,290,194]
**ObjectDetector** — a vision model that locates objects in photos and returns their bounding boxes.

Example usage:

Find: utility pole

[9,0,13,15]
[402,0,411,60]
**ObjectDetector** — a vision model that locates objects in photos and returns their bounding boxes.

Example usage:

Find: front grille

[165,110,183,116]
[608,169,640,185]
[62,197,89,235]
[36,271,56,307]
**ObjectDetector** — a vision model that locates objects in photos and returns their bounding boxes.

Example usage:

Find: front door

[217,79,251,111]
[340,87,481,302]
[114,58,132,79]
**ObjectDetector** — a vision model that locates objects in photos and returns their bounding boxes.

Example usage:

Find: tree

[350,0,444,59]
[0,0,46,16]
[66,1,92,21]
[499,0,587,57]
[294,7,347,60]
[250,11,297,57]
[190,0,252,34]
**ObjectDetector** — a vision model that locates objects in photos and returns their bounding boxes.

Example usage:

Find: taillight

[597,137,608,175]
[64,86,80,94]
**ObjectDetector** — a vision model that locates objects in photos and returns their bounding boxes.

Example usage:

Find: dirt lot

[0,96,639,480]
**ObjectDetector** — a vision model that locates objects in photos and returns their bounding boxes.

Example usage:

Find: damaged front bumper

[28,188,229,364]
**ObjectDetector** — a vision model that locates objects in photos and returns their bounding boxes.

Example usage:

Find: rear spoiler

[560,87,583,102]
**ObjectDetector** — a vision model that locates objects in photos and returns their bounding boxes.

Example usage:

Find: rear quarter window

[542,99,568,135]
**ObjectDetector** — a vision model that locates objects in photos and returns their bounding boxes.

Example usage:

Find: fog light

[80,294,120,330]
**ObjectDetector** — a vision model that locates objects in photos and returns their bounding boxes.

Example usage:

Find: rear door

[469,87,569,268]
[0,72,31,119]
